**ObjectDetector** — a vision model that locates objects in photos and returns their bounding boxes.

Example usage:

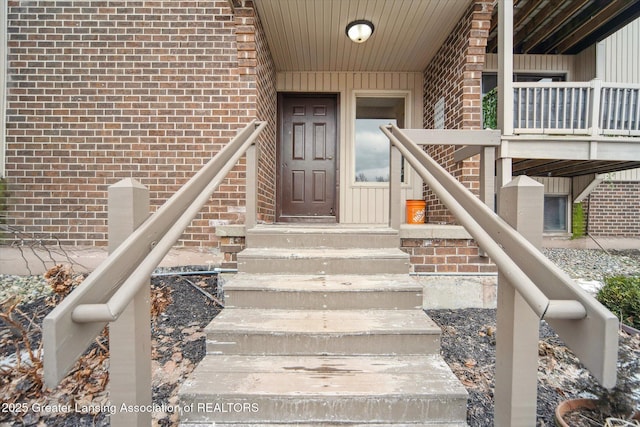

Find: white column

[497,0,514,205]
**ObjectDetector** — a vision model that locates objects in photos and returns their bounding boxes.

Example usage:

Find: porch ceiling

[512,159,640,177]
[487,0,640,55]
[253,0,472,72]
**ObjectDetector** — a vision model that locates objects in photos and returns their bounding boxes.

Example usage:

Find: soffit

[253,0,473,72]
[488,0,640,55]
[513,159,640,177]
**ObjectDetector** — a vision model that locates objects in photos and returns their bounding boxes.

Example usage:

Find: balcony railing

[513,79,640,137]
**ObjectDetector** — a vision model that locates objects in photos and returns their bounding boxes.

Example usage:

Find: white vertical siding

[531,177,571,194]
[573,45,596,81]
[277,71,424,224]
[602,17,640,84]
[600,169,640,181]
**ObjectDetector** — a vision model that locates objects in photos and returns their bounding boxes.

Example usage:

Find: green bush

[571,202,585,239]
[597,275,640,329]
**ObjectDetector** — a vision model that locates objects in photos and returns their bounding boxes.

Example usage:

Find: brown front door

[278,94,337,222]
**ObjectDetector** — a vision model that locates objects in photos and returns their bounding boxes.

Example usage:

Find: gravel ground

[542,248,640,282]
[0,247,639,426]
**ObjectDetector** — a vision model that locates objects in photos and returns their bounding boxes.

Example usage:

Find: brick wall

[422,0,493,224]
[249,1,277,224]
[401,238,496,274]
[585,182,640,237]
[218,1,276,268]
[4,0,273,247]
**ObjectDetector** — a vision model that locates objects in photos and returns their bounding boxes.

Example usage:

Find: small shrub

[597,275,640,329]
[571,202,586,239]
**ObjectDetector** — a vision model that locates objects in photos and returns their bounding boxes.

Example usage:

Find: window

[354,97,405,183]
[544,196,568,232]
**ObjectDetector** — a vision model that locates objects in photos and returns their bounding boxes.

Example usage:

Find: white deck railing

[513,79,640,137]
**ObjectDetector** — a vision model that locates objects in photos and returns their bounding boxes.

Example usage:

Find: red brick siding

[217,0,277,268]
[422,0,493,224]
[401,238,496,274]
[585,182,640,237]
[4,1,272,246]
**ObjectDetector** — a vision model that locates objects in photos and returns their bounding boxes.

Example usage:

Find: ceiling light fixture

[346,20,374,43]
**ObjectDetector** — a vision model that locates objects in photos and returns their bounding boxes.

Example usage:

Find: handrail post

[108,178,152,427]
[495,176,545,427]
[389,144,402,229]
[245,140,258,230]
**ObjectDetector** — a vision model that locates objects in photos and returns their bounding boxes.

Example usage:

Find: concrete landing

[179,354,467,425]
[246,225,400,249]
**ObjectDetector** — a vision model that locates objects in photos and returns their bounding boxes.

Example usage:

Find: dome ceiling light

[346,20,374,43]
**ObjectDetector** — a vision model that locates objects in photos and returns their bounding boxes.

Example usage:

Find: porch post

[497,0,514,204]
[497,0,514,136]
[389,145,402,229]
[495,176,544,427]
[108,178,152,427]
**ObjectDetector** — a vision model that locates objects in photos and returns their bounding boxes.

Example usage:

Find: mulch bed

[1,272,221,426]
[429,308,640,427]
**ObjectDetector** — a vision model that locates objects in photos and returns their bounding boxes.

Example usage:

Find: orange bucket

[406,200,426,224]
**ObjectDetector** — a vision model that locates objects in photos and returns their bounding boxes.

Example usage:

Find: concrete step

[205,309,441,356]
[236,247,410,274]
[223,273,422,310]
[246,225,400,249]
[178,354,468,425]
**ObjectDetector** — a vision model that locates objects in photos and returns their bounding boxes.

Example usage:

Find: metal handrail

[69,120,266,323]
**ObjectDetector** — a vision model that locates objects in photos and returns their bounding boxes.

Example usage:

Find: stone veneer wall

[422,0,493,224]
[4,0,275,247]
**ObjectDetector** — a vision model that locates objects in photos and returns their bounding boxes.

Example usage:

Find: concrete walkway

[0,245,223,276]
[542,236,640,250]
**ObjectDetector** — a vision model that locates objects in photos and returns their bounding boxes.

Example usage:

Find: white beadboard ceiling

[254,0,472,72]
